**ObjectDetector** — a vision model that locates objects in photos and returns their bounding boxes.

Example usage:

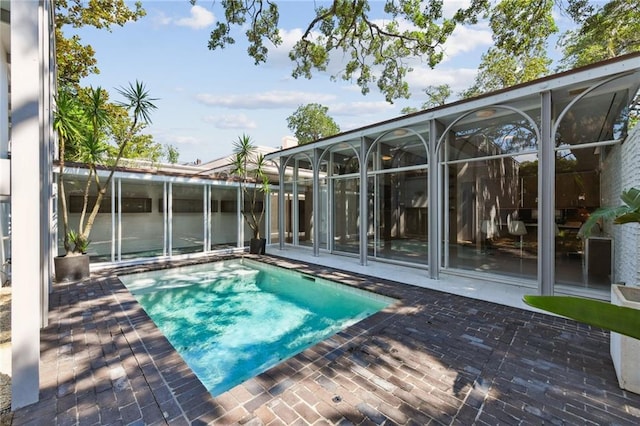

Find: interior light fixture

[475,109,496,118]
[381,155,392,161]
[393,129,408,136]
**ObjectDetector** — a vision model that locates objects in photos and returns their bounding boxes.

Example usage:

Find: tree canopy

[196,0,639,106]
[55,0,146,87]
[197,0,490,103]
[286,103,341,144]
[54,0,179,163]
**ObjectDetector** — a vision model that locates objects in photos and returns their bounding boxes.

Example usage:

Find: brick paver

[10,254,640,425]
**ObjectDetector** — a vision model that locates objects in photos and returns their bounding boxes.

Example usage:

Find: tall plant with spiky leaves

[53,81,157,255]
[229,134,270,240]
[54,87,86,253]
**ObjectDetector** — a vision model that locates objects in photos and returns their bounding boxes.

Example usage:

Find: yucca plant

[229,134,270,244]
[53,81,157,255]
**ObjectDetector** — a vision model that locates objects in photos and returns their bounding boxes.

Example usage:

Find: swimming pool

[119,258,393,395]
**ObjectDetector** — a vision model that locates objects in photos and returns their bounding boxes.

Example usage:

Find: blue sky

[74,1,573,164]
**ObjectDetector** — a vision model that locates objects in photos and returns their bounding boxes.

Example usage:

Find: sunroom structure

[266,53,640,299]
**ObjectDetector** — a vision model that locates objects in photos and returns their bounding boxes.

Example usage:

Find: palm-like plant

[53,81,157,255]
[579,187,640,238]
[229,134,270,241]
[525,186,640,339]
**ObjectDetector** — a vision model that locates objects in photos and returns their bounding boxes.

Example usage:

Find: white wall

[617,124,640,286]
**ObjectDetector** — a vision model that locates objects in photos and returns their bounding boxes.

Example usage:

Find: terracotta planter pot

[54,254,90,282]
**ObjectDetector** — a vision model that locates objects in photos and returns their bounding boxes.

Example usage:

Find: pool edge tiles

[118,257,397,397]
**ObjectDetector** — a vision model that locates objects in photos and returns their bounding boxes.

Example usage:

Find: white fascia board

[56,165,243,188]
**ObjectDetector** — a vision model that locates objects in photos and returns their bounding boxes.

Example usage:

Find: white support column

[539,91,555,295]
[429,120,443,279]
[359,138,370,265]
[237,185,244,248]
[11,0,45,409]
[278,159,286,250]
[312,149,320,257]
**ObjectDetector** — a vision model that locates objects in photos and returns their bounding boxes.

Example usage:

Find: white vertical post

[539,91,555,295]
[11,0,46,409]
[237,185,244,248]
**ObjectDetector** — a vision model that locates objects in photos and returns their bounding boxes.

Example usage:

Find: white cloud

[175,5,215,30]
[169,135,201,145]
[151,11,172,28]
[329,101,395,117]
[195,90,336,109]
[203,114,257,130]
[405,67,479,94]
[441,23,493,60]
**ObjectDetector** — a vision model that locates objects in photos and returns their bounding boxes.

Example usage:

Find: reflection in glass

[212,187,239,249]
[171,184,205,255]
[120,180,164,260]
[554,147,611,290]
[446,155,538,280]
[58,176,114,261]
[333,177,360,254]
[369,169,428,264]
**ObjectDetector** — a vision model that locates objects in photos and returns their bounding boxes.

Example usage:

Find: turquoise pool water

[119,259,392,396]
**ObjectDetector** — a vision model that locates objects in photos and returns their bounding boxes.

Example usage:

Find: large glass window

[296,157,314,247]
[171,183,205,255]
[120,179,164,260]
[552,79,631,291]
[367,131,429,264]
[332,176,360,254]
[330,143,360,254]
[58,176,113,261]
[444,110,539,281]
[212,186,239,249]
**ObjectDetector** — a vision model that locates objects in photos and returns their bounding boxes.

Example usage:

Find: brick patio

[9,254,640,425]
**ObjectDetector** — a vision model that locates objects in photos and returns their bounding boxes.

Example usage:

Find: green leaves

[229,134,270,239]
[116,80,158,126]
[579,187,640,238]
[558,0,640,70]
[286,103,340,145]
[523,295,640,340]
[202,0,490,103]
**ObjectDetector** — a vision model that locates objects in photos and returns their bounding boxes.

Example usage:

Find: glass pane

[120,180,164,260]
[370,168,428,264]
[268,189,279,245]
[332,177,360,254]
[450,110,538,161]
[555,146,612,290]
[318,178,329,250]
[172,184,204,255]
[58,176,114,261]
[297,178,313,247]
[369,132,428,171]
[330,143,360,175]
[446,154,538,280]
[555,80,634,149]
[212,187,239,249]
[282,183,294,244]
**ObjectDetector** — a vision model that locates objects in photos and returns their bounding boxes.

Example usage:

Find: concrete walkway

[9,254,640,425]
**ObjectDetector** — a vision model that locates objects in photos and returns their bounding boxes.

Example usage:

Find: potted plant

[524,186,640,393]
[229,134,270,254]
[53,81,157,281]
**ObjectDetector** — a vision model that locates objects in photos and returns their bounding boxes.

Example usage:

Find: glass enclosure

[120,179,164,260]
[443,109,539,281]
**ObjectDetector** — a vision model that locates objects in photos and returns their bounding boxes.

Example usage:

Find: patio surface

[8,253,640,425]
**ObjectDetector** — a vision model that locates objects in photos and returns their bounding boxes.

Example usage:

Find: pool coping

[10,253,640,425]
